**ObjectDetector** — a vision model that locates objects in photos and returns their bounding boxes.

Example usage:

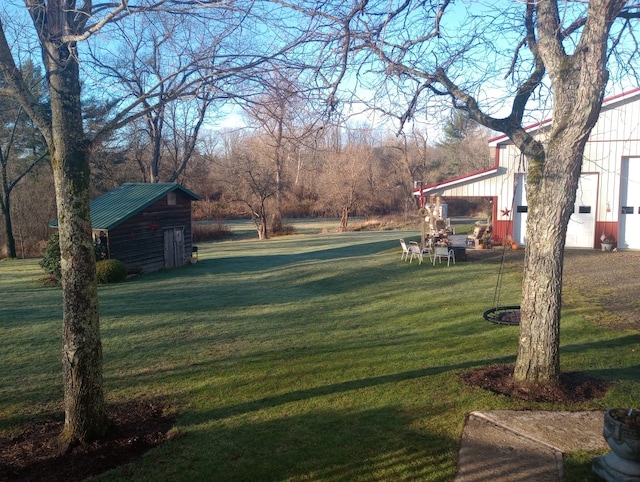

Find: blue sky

[3,1,638,143]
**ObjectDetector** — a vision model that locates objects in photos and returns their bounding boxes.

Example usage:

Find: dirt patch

[474,248,640,330]
[562,249,640,330]
[460,364,612,404]
[0,399,176,482]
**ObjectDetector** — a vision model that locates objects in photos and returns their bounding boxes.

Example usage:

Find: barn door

[619,158,640,249]
[565,173,597,248]
[164,227,185,269]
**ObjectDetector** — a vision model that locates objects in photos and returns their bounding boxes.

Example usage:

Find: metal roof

[420,167,500,195]
[488,87,640,146]
[50,183,200,230]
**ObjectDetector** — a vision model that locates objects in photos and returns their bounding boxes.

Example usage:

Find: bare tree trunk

[148,112,163,183]
[42,25,108,446]
[515,147,573,384]
[254,209,268,240]
[0,176,17,257]
[1,207,16,257]
[514,0,616,385]
[260,216,268,239]
[340,206,349,232]
[54,163,108,447]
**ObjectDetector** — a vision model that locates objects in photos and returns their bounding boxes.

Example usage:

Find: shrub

[95,259,128,284]
[270,220,295,236]
[39,234,61,280]
[39,234,110,281]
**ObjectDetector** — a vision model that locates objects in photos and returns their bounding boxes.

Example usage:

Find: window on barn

[167,192,176,205]
[621,206,634,214]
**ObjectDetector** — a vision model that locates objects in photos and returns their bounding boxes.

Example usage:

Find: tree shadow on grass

[127,406,459,482]
[193,238,402,275]
[184,357,515,424]
[561,334,640,381]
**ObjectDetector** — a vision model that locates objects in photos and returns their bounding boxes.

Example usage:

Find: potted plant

[600,233,615,251]
[593,408,640,480]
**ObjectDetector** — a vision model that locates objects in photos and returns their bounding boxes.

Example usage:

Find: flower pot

[605,409,640,461]
[593,409,640,480]
[511,243,519,250]
[601,242,613,252]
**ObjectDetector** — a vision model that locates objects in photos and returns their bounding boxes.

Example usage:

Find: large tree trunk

[43,31,108,446]
[54,163,108,446]
[514,142,579,385]
[514,0,617,385]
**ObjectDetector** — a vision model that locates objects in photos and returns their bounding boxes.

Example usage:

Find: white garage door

[565,173,597,248]
[512,173,596,248]
[619,157,640,249]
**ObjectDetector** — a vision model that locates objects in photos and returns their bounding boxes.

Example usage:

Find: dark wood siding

[98,192,194,273]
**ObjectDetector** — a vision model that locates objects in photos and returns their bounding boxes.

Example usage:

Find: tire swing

[483,238,521,325]
[483,230,521,325]
[483,305,521,326]
[483,161,523,326]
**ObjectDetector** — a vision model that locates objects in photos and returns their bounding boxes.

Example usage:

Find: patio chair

[399,239,410,261]
[408,241,424,264]
[433,246,455,266]
[467,224,489,248]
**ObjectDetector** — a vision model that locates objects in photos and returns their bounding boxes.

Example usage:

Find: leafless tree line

[0,2,496,257]
[1,106,492,253]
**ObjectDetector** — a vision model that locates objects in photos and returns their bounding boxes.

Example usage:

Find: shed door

[619,157,640,249]
[164,227,185,269]
[565,173,597,248]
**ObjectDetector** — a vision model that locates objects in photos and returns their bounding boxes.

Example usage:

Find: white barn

[418,88,640,250]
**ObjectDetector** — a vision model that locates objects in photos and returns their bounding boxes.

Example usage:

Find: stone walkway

[455,410,608,481]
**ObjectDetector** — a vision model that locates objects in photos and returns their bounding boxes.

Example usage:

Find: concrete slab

[455,411,608,482]
[476,410,608,453]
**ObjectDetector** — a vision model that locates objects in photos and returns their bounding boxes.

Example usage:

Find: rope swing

[483,154,524,326]
[483,237,521,325]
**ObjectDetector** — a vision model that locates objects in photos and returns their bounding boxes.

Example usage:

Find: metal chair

[399,239,410,261]
[433,246,455,266]
[408,241,424,264]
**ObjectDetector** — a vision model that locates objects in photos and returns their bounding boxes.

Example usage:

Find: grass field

[1,221,638,481]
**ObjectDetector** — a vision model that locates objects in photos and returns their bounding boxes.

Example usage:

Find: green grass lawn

[1,224,638,481]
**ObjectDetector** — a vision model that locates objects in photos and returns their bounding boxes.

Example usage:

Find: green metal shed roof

[50,183,200,230]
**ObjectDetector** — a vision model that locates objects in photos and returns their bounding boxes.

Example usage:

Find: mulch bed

[0,398,176,482]
[460,364,612,404]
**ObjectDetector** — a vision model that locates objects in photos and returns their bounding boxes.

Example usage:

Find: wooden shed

[56,183,201,273]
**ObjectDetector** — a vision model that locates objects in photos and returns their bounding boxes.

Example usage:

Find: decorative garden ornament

[593,408,640,481]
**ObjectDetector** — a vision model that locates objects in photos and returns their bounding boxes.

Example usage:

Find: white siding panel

[584,94,640,223]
